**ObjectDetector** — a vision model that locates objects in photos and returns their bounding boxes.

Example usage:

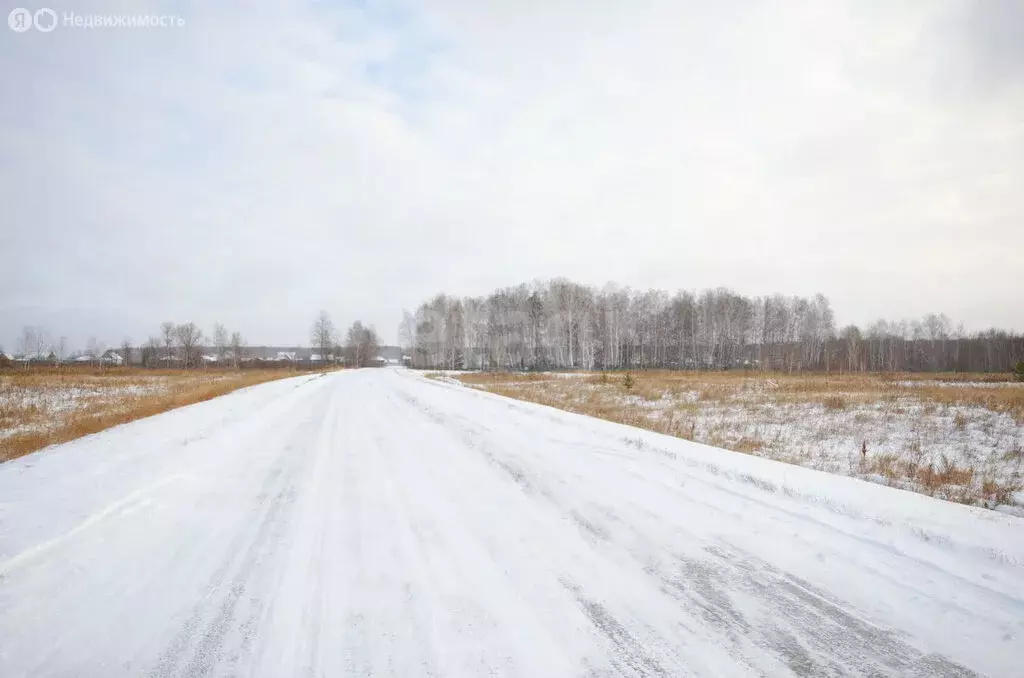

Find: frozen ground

[1,369,1022,677]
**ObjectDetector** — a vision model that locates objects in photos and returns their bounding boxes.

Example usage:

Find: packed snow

[1,369,1022,677]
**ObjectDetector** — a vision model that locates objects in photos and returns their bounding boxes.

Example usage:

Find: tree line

[309,311,382,368]
[3,312,382,369]
[402,279,1024,373]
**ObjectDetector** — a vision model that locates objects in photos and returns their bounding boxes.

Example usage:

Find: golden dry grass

[0,366,319,463]
[454,370,1024,510]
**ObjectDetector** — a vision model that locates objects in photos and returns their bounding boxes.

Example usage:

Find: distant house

[10,351,56,364]
[373,356,388,367]
[375,345,404,363]
[276,351,297,362]
[101,350,124,365]
[201,355,219,365]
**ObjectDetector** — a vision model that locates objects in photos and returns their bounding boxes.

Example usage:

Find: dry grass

[0,366,317,463]
[916,385,1024,423]
[453,370,1024,511]
[822,395,848,411]
[861,451,978,503]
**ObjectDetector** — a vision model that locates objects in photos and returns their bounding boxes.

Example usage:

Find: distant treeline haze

[401,280,1023,373]
[5,314,382,369]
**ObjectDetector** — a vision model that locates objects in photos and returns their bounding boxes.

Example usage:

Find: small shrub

[822,395,847,410]
[953,412,968,431]
[623,372,634,391]
[1015,361,1024,382]
[918,456,974,495]
[734,436,764,453]
[981,478,1022,506]
[867,453,900,481]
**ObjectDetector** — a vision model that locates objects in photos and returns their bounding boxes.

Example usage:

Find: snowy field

[454,372,1024,515]
[0,369,296,461]
[1,368,1022,677]
[0,373,173,441]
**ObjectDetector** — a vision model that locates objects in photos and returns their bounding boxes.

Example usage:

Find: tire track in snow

[1,369,1021,677]
[394,371,1001,677]
[150,381,335,678]
[0,472,185,576]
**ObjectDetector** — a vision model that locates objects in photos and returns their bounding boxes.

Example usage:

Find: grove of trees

[405,279,1024,373]
[5,312,385,370]
[345,321,380,367]
[308,312,380,367]
[6,321,250,369]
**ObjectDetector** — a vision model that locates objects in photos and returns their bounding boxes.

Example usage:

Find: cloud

[1,0,1021,351]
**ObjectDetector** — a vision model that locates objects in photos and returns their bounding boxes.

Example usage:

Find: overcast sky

[1,0,1021,350]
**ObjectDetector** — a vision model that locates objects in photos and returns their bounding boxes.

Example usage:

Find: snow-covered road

[1,369,1022,677]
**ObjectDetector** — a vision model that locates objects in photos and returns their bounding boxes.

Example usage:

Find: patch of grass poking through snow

[458,370,1024,513]
[0,367,318,462]
[822,395,847,411]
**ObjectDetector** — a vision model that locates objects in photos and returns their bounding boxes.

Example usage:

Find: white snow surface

[1,369,1022,677]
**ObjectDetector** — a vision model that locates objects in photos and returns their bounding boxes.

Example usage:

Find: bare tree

[15,326,55,362]
[175,323,203,369]
[56,336,68,364]
[345,321,379,367]
[311,311,336,364]
[407,278,1023,373]
[17,326,37,359]
[120,338,132,367]
[161,322,176,365]
[398,311,416,355]
[212,323,229,363]
[142,337,161,368]
[229,331,245,368]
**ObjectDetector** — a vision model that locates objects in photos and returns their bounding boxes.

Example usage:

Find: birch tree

[213,323,229,362]
[175,323,203,369]
[229,332,245,368]
[310,311,335,363]
[405,279,1023,373]
[345,321,380,367]
[161,322,176,364]
[120,339,132,367]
